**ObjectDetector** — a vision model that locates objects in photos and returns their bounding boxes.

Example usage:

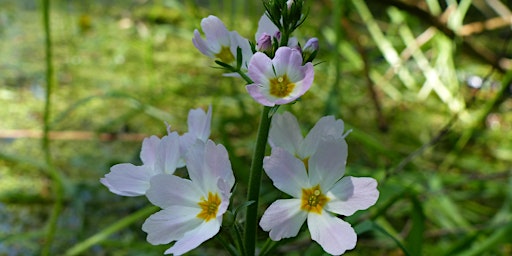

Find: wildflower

[100,131,180,196]
[193,15,253,70]
[268,111,346,160]
[142,139,235,255]
[246,47,313,106]
[260,138,379,255]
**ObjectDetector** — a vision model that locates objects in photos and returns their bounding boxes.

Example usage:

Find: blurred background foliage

[1,0,512,255]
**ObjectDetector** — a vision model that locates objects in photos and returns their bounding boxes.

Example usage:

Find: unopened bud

[256,33,273,52]
[303,37,319,53]
[302,37,319,63]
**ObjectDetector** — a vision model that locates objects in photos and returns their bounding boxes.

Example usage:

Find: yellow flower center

[301,184,329,214]
[215,46,235,64]
[269,74,295,97]
[197,192,221,222]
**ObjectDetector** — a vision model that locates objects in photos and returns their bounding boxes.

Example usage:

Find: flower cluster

[193,7,317,107]
[102,1,379,255]
[101,107,235,255]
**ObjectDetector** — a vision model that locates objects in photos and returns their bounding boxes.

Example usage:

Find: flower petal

[164,217,221,255]
[146,174,203,209]
[184,139,207,190]
[155,132,180,175]
[272,47,303,78]
[263,148,309,197]
[204,140,235,190]
[248,52,274,85]
[142,206,202,245]
[201,15,230,50]
[187,106,212,142]
[288,61,314,97]
[308,138,347,191]
[100,163,154,196]
[192,29,214,58]
[308,212,357,255]
[185,139,234,195]
[298,115,345,159]
[326,176,379,216]
[140,135,161,167]
[268,111,302,154]
[246,84,275,106]
[259,199,307,240]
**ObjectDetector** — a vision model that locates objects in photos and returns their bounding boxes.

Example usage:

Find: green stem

[244,106,272,256]
[64,206,159,256]
[41,0,64,255]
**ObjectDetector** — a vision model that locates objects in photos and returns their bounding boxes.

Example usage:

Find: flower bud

[302,37,319,63]
[256,33,273,52]
[303,38,318,53]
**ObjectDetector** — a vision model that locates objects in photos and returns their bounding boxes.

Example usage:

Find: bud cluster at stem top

[263,0,306,47]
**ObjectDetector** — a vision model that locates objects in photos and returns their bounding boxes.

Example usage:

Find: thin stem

[41,0,64,255]
[244,106,272,256]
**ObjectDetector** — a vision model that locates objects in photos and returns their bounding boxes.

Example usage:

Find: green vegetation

[1,0,511,255]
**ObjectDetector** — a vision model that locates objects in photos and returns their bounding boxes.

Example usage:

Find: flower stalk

[244,105,272,256]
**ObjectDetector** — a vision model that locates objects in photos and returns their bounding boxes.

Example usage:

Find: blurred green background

[1,0,512,255]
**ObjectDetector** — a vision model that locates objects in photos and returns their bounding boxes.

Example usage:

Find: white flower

[100,131,180,196]
[142,139,235,255]
[269,111,347,160]
[260,136,379,255]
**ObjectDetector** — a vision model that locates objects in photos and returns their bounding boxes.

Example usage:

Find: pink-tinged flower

[246,47,314,106]
[193,15,253,69]
[142,140,235,255]
[100,131,180,196]
[178,106,212,167]
[260,137,379,255]
[269,111,347,160]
